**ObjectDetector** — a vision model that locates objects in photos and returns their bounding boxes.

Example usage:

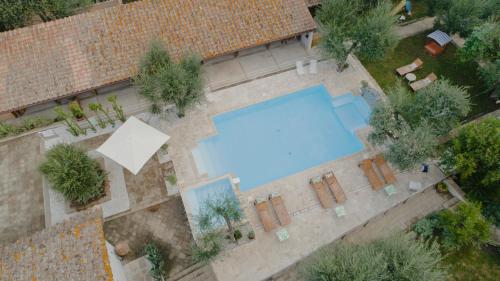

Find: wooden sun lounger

[254,198,276,232]
[359,159,384,191]
[410,73,437,91]
[269,192,291,226]
[396,58,423,76]
[373,154,397,184]
[323,172,346,204]
[309,176,334,208]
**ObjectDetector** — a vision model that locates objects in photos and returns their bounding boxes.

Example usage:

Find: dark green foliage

[441,117,500,225]
[0,0,32,32]
[433,0,498,37]
[32,0,93,22]
[39,143,106,205]
[301,233,447,281]
[144,243,167,281]
[317,0,399,70]
[441,117,500,191]
[233,229,242,241]
[437,202,491,250]
[191,232,221,264]
[134,40,203,117]
[413,215,440,240]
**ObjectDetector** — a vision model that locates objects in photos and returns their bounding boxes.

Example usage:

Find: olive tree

[301,233,447,281]
[368,81,470,170]
[434,0,497,37]
[317,0,398,71]
[135,40,203,117]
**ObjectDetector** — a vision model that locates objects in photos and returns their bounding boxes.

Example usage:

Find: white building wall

[106,241,129,281]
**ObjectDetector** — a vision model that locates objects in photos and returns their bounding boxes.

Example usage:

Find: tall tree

[434,0,497,37]
[460,21,500,98]
[368,81,470,170]
[301,233,447,281]
[317,0,398,71]
[441,117,500,192]
[135,40,203,117]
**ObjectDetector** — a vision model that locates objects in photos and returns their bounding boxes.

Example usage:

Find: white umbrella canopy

[97,116,170,175]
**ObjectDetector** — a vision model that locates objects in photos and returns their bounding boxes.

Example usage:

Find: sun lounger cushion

[410,73,437,91]
[254,198,276,232]
[323,172,346,204]
[359,159,384,191]
[373,154,397,184]
[270,193,291,226]
[310,176,334,208]
[396,58,423,76]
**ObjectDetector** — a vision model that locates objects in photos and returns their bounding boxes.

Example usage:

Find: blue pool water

[193,84,371,191]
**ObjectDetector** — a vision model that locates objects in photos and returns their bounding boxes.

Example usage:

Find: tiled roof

[305,0,321,6]
[0,208,113,281]
[0,0,316,113]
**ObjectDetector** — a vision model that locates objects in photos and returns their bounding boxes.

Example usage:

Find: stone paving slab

[0,134,45,243]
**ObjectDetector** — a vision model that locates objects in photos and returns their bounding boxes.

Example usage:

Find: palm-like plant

[39,143,106,205]
[196,194,242,242]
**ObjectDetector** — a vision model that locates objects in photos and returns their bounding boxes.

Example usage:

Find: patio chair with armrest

[410,73,437,91]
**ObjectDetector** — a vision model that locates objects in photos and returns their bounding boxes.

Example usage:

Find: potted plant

[436,182,448,194]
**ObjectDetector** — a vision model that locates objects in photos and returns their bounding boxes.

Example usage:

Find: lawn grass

[360,32,499,119]
[443,246,500,281]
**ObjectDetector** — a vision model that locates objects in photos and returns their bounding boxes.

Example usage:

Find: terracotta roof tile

[0,0,315,113]
[0,208,113,281]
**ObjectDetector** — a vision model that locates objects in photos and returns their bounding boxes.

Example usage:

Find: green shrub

[144,243,167,281]
[247,230,255,240]
[233,229,242,241]
[39,144,106,205]
[0,122,20,138]
[301,232,447,281]
[438,202,491,250]
[21,116,53,130]
[191,232,221,264]
[413,216,440,240]
[166,175,177,185]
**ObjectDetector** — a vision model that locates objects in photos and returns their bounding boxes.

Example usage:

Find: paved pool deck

[159,57,446,281]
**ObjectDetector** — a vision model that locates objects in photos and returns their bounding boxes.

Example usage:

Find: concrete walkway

[397,17,436,39]
[268,187,458,281]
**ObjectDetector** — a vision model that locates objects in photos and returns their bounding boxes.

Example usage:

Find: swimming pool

[193,84,371,191]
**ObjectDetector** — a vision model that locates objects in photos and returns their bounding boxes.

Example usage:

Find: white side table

[405,73,417,82]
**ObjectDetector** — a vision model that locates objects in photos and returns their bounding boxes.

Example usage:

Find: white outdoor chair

[296,61,305,75]
[309,59,317,74]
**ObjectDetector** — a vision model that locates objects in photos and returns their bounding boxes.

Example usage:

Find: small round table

[405,73,417,82]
